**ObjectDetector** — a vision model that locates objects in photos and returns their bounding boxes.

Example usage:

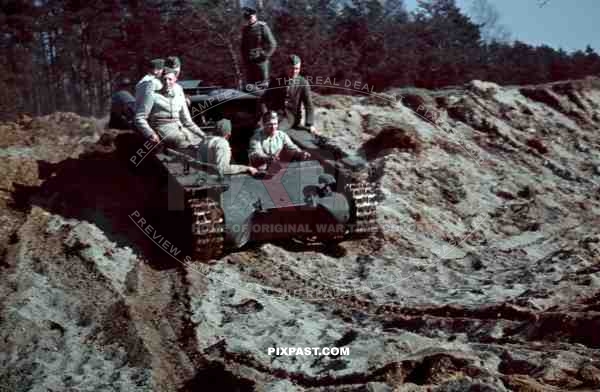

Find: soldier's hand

[247,167,258,176]
[308,125,319,135]
[149,134,160,143]
[301,151,311,160]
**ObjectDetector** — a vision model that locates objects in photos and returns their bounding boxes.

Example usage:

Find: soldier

[165,55,192,107]
[134,67,205,147]
[199,119,257,176]
[165,56,181,78]
[241,6,277,89]
[248,111,310,169]
[135,58,164,99]
[108,77,136,129]
[261,54,317,134]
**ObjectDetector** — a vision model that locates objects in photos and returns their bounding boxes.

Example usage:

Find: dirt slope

[1,78,600,391]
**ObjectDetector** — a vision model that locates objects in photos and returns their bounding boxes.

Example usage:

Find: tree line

[1,0,599,119]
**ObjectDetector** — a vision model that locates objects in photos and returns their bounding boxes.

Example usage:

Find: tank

[111,80,379,261]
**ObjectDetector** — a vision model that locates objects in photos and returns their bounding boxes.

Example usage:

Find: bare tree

[467,0,510,43]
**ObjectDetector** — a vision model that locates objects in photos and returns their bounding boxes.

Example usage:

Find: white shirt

[205,136,251,175]
[248,129,300,160]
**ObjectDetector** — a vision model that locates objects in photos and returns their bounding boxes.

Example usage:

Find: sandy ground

[1,78,600,391]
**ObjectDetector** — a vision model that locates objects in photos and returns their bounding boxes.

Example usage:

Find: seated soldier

[165,55,191,106]
[135,58,164,103]
[108,77,135,129]
[200,119,257,176]
[134,67,205,147]
[248,111,310,169]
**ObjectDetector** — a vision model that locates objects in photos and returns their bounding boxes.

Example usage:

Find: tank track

[189,198,225,262]
[345,182,379,237]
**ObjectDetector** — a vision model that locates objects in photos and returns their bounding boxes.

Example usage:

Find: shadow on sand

[10,133,191,271]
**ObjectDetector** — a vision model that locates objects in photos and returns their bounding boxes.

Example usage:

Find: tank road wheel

[189,198,225,262]
[345,182,379,238]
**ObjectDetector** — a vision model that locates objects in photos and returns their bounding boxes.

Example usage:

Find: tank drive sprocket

[345,182,379,237]
[189,198,225,261]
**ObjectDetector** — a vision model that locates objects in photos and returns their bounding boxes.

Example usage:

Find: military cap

[165,56,181,69]
[288,54,301,65]
[162,67,177,76]
[262,110,278,123]
[149,58,165,70]
[242,7,256,18]
[215,119,232,137]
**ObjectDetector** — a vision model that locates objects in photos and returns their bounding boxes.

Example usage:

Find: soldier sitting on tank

[248,111,311,169]
[164,56,181,78]
[164,55,194,108]
[134,67,205,148]
[260,54,318,134]
[108,77,136,129]
[135,58,164,103]
[198,118,257,176]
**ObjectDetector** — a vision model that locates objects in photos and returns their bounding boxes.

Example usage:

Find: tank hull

[111,81,379,261]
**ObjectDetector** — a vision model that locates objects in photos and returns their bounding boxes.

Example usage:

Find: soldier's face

[164,73,177,89]
[246,14,257,25]
[288,63,301,79]
[265,118,278,135]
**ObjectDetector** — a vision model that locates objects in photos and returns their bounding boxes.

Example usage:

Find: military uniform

[199,136,251,175]
[248,128,301,167]
[109,90,135,129]
[173,83,186,101]
[165,56,181,71]
[135,59,164,114]
[134,86,205,148]
[136,74,163,93]
[196,119,252,175]
[261,75,314,131]
[241,20,277,87]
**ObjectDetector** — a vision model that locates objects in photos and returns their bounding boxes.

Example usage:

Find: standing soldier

[261,54,318,134]
[241,6,277,90]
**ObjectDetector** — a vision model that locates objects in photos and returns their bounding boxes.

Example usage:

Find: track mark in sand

[126,261,196,390]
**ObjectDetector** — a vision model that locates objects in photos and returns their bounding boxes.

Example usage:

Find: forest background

[2,0,599,118]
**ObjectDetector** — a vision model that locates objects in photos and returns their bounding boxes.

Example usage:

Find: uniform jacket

[135,74,162,100]
[134,86,204,145]
[109,90,135,129]
[200,136,250,175]
[241,21,277,64]
[261,75,315,127]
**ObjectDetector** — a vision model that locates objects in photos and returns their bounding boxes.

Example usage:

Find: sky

[403,0,600,53]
